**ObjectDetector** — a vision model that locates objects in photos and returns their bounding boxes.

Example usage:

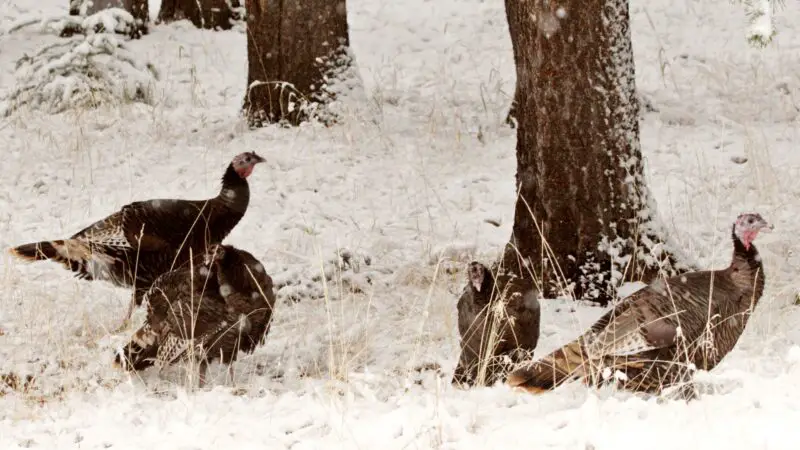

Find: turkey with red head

[114,244,276,387]
[506,213,771,399]
[8,152,265,323]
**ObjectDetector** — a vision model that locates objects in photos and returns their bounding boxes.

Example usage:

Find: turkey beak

[252,153,266,164]
[761,221,774,232]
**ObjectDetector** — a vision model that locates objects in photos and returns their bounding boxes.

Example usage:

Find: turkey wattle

[506,213,772,398]
[8,152,266,322]
[114,244,276,387]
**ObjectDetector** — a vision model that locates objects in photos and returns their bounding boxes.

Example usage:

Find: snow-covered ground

[1,0,800,448]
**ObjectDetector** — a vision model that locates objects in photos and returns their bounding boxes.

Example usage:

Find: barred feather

[9,153,264,315]
[508,215,769,396]
[114,245,276,386]
[114,323,159,371]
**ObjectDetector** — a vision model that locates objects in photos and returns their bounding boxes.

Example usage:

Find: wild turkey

[452,261,541,387]
[506,213,772,398]
[114,244,276,387]
[8,152,265,323]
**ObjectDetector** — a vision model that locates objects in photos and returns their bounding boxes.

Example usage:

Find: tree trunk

[503,4,523,129]
[69,0,148,37]
[157,0,235,30]
[499,0,692,305]
[243,0,356,127]
[505,86,517,128]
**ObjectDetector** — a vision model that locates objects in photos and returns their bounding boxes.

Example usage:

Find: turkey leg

[114,288,148,332]
[198,361,209,388]
[124,292,137,320]
[111,291,139,333]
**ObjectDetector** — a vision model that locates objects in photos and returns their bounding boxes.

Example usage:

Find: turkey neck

[727,225,765,302]
[218,164,251,213]
[472,277,495,307]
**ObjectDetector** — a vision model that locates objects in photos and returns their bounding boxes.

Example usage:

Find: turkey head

[734,212,772,250]
[231,152,266,178]
[468,261,495,303]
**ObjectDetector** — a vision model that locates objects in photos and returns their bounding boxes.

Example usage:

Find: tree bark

[69,0,148,37]
[503,5,523,129]
[505,86,518,128]
[243,0,356,127]
[157,0,236,30]
[499,0,692,305]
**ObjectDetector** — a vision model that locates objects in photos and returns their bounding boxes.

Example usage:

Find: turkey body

[453,262,541,387]
[114,245,276,386]
[507,219,768,397]
[9,153,264,317]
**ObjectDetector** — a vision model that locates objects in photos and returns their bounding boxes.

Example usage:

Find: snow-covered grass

[1,8,158,116]
[1,0,800,448]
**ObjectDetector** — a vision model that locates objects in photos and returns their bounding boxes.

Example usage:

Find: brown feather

[507,217,768,396]
[114,245,276,386]
[453,264,541,387]
[9,155,262,312]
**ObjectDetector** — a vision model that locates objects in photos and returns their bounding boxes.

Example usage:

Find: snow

[743,0,778,46]
[2,9,157,115]
[148,0,162,20]
[0,0,799,448]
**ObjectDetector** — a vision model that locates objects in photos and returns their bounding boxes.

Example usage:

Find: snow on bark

[310,42,366,123]
[243,0,361,127]
[579,0,694,301]
[500,0,696,304]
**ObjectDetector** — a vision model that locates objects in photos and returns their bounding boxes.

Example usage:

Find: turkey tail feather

[114,326,158,371]
[8,239,116,282]
[8,241,62,261]
[506,340,587,393]
[9,239,97,264]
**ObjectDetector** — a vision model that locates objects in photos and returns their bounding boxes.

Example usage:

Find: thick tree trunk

[69,0,148,37]
[157,0,235,30]
[499,0,692,305]
[243,0,356,127]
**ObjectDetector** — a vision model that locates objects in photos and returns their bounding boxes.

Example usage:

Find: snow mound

[271,248,384,303]
[80,7,142,36]
[2,8,142,38]
[3,32,158,116]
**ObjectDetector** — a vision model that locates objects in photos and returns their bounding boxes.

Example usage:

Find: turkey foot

[227,364,235,385]
[660,381,699,403]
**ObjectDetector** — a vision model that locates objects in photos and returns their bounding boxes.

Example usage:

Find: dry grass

[0,3,799,448]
